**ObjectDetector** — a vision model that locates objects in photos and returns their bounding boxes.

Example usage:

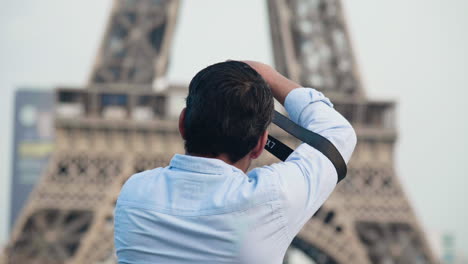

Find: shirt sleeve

[266,87,357,238]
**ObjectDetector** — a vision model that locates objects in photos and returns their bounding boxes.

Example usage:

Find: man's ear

[178,108,186,139]
[250,130,268,159]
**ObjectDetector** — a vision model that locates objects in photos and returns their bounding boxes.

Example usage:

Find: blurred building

[442,233,456,264]
[430,231,468,264]
[1,1,439,263]
[9,89,54,230]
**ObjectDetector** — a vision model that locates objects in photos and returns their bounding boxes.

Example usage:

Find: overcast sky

[1,0,467,255]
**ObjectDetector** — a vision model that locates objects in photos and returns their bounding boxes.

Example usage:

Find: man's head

[180,61,274,164]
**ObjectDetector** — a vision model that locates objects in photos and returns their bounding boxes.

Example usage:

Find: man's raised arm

[245,60,357,238]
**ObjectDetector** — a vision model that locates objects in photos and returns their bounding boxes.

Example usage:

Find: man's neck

[187,152,251,173]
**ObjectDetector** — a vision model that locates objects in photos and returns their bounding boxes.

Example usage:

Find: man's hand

[243,61,300,105]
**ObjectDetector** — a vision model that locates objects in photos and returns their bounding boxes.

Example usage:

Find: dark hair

[184,61,274,163]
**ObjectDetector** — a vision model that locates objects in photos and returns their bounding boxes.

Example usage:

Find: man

[114,61,356,263]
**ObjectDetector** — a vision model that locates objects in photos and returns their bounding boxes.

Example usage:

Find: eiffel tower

[2,0,438,263]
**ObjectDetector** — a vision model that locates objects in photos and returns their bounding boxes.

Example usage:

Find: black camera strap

[264,110,347,182]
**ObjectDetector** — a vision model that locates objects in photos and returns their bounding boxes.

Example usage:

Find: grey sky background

[1,0,467,254]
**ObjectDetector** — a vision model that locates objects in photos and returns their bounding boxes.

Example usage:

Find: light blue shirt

[114,88,357,264]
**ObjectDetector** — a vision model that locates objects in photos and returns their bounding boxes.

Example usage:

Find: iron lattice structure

[2,0,438,263]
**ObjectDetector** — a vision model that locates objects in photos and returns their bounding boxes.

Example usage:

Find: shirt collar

[169,154,244,175]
